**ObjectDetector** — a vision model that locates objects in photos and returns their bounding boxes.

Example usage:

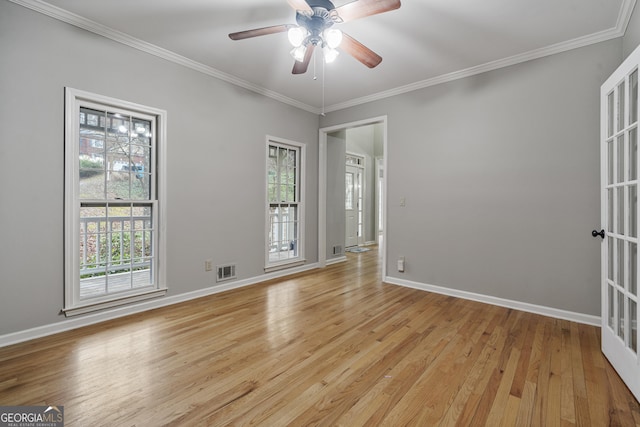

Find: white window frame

[64,88,167,316]
[265,136,306,272]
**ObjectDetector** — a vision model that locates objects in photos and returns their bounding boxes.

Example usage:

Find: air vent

[333,245,343,255]
[217,264,236,282]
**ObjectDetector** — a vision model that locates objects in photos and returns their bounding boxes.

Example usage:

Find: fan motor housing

[306,0,335,10]
[296,5,336,45]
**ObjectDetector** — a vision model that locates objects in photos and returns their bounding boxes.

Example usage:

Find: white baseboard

[0,262,319,348]
[384,276,601,327]
[326,255,347,265]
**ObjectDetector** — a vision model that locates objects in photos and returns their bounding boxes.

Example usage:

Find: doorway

[318,116,387,277]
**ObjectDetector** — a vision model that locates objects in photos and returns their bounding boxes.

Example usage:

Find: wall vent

[333,245,343,255]
[216,264,236,282]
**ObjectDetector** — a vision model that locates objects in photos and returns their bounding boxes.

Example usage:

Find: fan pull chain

[321,57,326,116]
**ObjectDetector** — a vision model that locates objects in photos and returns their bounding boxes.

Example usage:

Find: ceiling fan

[228,0,401,74]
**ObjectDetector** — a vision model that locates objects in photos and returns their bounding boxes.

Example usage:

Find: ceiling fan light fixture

[291,45,307,62]
[287,26,308,47]
[323,28,342,49]
[323,46,339,63]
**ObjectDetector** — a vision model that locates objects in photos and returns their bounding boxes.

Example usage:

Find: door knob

[592,229,605,239]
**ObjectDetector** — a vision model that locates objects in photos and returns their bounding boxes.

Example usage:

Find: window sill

[63,287,168,317]
[264,259,307,274]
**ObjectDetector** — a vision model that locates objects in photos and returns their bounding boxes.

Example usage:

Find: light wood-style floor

[1,247,639,426]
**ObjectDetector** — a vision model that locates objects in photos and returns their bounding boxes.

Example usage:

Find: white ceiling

[20,0,635,112]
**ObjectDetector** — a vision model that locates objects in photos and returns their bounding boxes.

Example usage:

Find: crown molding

[8,0,321,114]
[618,0,638,34]
[9,0,637,116]
[324,11,634,112]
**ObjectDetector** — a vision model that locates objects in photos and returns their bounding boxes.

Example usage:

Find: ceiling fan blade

[292,44,315,74]
[287,0,312,12]
[340,33,382,68]
[229,24,292,40]
[335,0,401,23]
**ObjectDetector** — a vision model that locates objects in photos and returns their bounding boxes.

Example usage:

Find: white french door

[601,44,640,402]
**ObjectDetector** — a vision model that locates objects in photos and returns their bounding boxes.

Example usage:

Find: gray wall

[624,3,640,58]
[321,39,622,316]
[326,131,346,259]
[0,1,319,335]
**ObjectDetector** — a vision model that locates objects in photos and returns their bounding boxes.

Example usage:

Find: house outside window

[64,88,167,316]
[266,136,305,271]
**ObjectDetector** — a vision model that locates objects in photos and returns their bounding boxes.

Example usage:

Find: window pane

[287,183,295,203]
[131,119,152,143]
[80,206,106,270]
[268,156,278,202]
[79,169,106,200]
[107,171,131,199]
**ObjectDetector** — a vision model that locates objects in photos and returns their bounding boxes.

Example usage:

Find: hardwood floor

[1,247,639,426]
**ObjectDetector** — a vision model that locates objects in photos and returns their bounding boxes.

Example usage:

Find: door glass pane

[630,185,637,238]
[630,69,638,126]
[609,236,614,281]
[618,239,626,289]
[630,299,638,353]
[631,242,638,296]
[609,91,615,137]
[609,284,615,329]
[608,140,615,185]
[619,81,626,132]
[345,172,354,210]
[630,128,638,181]
[618,135,625,183]
[618,187,625,234]
[618,290,625,339]
[608,189,614,232]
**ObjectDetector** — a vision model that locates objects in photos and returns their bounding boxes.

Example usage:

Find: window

[64,88,167,316]
[266,137,305,270]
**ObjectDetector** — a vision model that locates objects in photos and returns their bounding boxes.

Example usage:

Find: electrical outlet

[205,259,213,272]
[400,197,406,207]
